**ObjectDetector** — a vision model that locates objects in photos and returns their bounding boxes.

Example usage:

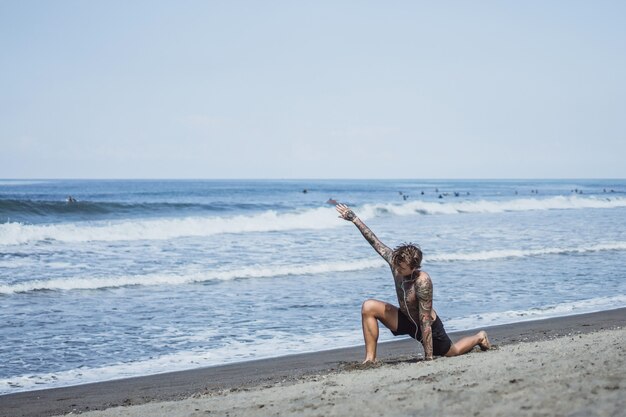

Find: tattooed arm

[415,273,434,360]
[335,203,393,264]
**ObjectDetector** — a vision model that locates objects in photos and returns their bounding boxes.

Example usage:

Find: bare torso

[392,268,438,323]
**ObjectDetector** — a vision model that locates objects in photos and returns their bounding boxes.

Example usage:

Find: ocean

[1,179,625,394]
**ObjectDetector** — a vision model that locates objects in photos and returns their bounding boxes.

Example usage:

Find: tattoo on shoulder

[415,274,433,302]
[415,274,433,321]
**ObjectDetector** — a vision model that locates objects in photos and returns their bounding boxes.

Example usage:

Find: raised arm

[335,203,393,264]
[415,273,434,360]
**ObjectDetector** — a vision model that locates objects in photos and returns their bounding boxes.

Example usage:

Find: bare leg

[361,299,400,363]
[445,330,491,357]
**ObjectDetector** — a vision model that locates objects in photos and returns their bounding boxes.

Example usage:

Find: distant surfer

[335,203,491,363]
[326,198,338,205]
[66,196,77,204]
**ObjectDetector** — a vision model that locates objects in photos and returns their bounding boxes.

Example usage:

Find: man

[335,203,490,362]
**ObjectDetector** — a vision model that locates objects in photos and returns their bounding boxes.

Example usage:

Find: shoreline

[1,307,625,417]
[77,325,625,417]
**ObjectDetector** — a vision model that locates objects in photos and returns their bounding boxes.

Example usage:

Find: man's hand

[335,202,393,264]
[335,203,357,222]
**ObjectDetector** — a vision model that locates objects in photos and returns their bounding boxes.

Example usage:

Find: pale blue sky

[1,1,625,179]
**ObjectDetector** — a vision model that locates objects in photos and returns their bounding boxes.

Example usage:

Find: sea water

[0,179,625,394]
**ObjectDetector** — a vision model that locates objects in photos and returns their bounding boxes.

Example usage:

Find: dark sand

[1,308,624,417]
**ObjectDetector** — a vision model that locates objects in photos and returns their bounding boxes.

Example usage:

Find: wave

[0,258,385,294]
[0,207,340,245]
[357,195,626,217]
[3,241,625,294]
[0,328,363,395]
[429,242,626,262]
[1,195,624,245]
[446,295,626,331]
[0,199,282,219]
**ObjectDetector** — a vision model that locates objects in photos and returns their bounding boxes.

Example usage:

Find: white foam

[445,295,626,331]
[0,206,342,245]
[0,258,386,294]
[3,241,625,294]
[0,258,36,269]
[0,329,365,395]
[359,195,626,217]
[429,241,626,262]
[1,195,624,246]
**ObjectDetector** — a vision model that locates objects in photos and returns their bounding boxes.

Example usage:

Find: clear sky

[1,1,625,179]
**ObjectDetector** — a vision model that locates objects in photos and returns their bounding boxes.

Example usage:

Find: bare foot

[358,360,382,370]
[341,359,381,371]
[478,330,491,351]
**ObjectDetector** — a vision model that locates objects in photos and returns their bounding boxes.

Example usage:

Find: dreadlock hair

[391,242,423,272]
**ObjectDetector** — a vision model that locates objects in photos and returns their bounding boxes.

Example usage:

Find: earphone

[400,271,421,342]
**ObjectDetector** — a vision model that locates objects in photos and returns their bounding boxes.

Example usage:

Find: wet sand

[1,308,624,417]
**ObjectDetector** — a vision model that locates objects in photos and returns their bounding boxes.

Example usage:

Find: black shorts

[391,310,452,356]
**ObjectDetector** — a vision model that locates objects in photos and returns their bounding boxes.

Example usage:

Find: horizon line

[1,177,625,181]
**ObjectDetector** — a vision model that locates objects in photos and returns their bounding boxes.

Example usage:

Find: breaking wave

[1,195,625,245]
[446,295,626,331]
[0,259,384,294]
[358,195,626,217]
[2,242,624,294]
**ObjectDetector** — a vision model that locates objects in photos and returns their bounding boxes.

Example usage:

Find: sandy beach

[2,308,624,417]
[74,327,624,417]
